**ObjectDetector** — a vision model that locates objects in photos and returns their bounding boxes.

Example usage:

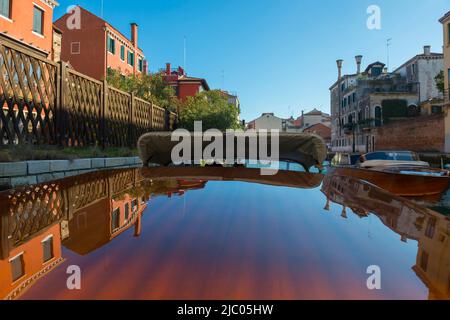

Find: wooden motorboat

[330,151,450,197]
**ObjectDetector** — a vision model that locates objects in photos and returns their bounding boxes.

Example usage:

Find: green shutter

[128,51,134,66]
[108,37,116,54]
[120,45,125,60]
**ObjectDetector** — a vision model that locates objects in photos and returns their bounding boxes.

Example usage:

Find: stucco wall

[254,114,283,130]
[0,0,56,55]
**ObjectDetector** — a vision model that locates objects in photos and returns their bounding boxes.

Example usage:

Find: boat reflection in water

[0,167,448,300]
[322,174,450,300]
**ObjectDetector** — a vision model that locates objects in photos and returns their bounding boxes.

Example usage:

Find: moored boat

[330,151,450,197]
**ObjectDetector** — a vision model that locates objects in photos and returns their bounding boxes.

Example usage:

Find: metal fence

[0,38,177,147]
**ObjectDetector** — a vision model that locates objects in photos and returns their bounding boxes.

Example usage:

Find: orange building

[54,6,147,80]
[0,224,64,300]
[0,0,59,58]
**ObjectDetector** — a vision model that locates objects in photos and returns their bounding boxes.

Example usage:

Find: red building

[54,6,147,80]
[0,0,59,59]
[303,123,332,144]
[163,63,210,102]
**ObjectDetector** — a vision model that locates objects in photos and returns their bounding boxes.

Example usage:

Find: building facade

[330,57,421,153]
[441,12,450,105]
[163,63,210,102]
[0,0,59,58]
[54,6,146,80]
[293,108,331,131]
[303,123,332,146]
[219,90,240,111]
[393,46,443,103]
[247,113,296,131]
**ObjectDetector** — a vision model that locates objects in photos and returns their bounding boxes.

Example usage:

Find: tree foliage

[178,90,241,131]
[435,70,444,95]
[106,69,178,111]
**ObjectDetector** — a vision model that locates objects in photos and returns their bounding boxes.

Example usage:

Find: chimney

[336,59,343,79]
[131,23,138,48]
[423,45,431,56]
[143,60,148,74]
[355,55,363,74]
[166,63,171,75]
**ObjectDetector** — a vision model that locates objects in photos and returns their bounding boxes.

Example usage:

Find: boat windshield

[364,151,420,161]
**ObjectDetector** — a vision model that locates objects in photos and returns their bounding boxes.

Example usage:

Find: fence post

[130,92,135,146]
[101,79,109,149]
[0,212,10,260]
[57,61,68,146]
[149,102,154,131]
[165,109,170,131]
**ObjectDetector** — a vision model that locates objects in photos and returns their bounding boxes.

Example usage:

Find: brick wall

[374,114,445,152]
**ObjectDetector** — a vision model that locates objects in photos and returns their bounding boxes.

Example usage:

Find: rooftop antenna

[183,36,187,71]
[221,69,225,88]
[386,38,392,72]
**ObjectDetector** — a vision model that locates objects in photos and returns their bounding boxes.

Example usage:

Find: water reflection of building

[0,168,207,300]
[322,175,450,299]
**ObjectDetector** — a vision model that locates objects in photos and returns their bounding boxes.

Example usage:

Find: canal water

[0,167,448,300]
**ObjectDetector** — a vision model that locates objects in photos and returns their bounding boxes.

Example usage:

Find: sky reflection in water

[0,168,448,300]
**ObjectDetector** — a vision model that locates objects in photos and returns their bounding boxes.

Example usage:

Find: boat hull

[328,166,450,197]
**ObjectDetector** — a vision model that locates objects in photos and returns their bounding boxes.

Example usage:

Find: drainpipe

[337,60,343,147]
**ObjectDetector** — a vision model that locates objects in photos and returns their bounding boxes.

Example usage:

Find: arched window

[408,104,420,117]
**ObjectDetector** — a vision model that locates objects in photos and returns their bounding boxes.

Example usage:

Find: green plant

[435,70,444,95]
[178,90,242,131]
[106,69,178,111]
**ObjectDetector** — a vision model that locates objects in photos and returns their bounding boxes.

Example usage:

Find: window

[120,45,125,61]
[124,203,130,221]
[127,51,135,66]
[0,0,10,19]
[71,42,80,54]
[107,36,116,54]
[432,106,443,115]
[131,199,138,212]
[42,237,54,263]
[111,208,120,231]
[10,254,25,282]
[33,6,44,35]
[425,217,436,239]
[138,58,143,72]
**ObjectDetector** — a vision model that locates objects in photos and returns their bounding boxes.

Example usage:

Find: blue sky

[54,0,449,121]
